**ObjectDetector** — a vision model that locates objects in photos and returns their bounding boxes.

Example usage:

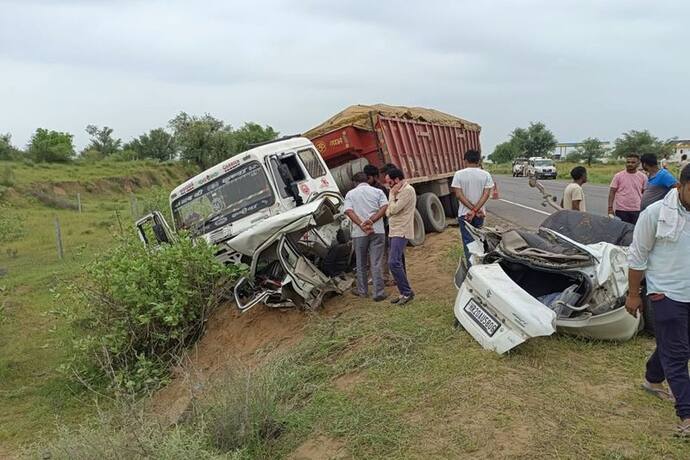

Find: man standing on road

[608,154,648,224]
[626,164,690,438]
[451,149,494,264]
[385,168,416,305]
[679,154,688,172]
[562,166,588,211]
[343,172,388,302]
[641,153,678,211]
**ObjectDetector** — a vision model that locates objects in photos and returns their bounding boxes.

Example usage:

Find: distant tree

[490,141,521,163]
[0,133,19,161]
[510,122,558,158]
[568,137,607,166]
[227,122,279,154]
[85,125,122,156]
[169,113,279,170]
[169,112,229,169]
[612,130,673,159]
[124,128,176,161]
[28,128,75,163]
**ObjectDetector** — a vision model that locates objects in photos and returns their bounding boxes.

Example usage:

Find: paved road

[486,175,610,228]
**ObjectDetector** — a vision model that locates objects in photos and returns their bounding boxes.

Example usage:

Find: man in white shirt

[344,172,389,301]
[626,164,690,438]
[451,150,494,265]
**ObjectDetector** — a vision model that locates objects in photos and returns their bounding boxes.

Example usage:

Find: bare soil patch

[288,435,348,460]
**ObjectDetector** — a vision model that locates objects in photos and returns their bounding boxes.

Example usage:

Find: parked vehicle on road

[453,210,643,354]
[527,157,557,179]
[305,104,482,245]
[512,158,529,177]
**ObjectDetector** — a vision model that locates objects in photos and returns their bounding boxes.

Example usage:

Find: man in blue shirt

[627,164,690,438]
[640,153,678,210]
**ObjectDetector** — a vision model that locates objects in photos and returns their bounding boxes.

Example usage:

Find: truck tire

[408,209,426,246]
[417,193,446,233]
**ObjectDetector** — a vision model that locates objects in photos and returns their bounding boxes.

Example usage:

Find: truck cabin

[165,137,340,243]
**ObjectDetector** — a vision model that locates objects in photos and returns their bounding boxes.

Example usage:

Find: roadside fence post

[77,193,82,214]
[54,216,64,261]
[130,193,139,220]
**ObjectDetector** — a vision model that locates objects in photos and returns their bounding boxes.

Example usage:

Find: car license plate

[464,299,500,337]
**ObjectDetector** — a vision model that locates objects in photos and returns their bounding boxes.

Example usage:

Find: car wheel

[408,209,426,246]
[417,193,446,233]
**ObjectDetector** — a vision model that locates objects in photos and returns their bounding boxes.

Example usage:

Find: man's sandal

[675,423,690,439]
[641,382,675,402]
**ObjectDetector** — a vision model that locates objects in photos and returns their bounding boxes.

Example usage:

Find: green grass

[0,159,194,187]
[0,160,194,451]
[29,238,688,459]
[488,161,683,185]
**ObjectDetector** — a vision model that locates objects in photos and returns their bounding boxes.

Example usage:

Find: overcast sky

[1,0,687,154]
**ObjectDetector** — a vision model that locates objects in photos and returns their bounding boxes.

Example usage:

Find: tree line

[0,112,279,170]
[490,122,677,165]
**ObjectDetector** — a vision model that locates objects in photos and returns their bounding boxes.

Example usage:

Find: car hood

[225,197,340,256]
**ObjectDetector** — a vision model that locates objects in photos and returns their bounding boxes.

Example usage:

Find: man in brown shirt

[385,168,416,305]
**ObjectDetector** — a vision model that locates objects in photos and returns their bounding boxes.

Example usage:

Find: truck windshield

[172,161,275,234]
[535,160,554,167]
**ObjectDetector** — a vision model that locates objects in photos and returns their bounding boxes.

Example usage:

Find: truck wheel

[408,209,426,246]
[417,193,446,233]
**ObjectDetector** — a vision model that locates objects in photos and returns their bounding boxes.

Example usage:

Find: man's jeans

[388,236,413,297]
[458,215,485,265]
[353,234,385,298]
[615,210,640,225]
[645,296,690,420]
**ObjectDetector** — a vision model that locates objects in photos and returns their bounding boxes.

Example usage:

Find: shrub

[28,403,227,460]
[141,187,173,223]
[66,234,243,394]
[0,205,25,243]
[191,365,286,454]
[0,165,15,187]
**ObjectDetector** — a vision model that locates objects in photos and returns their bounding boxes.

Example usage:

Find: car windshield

[172,161,275,234]
[535,160,554,167]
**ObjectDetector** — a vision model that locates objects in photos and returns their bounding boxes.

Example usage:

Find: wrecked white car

[453,210,644,355]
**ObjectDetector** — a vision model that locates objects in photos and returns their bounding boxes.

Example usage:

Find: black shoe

[396,295,414,305]
[373,295,387,302]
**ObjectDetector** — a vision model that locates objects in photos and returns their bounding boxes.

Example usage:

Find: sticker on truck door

[464,299,501,337]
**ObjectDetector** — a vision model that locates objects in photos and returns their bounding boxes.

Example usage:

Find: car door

[135,211,176,247]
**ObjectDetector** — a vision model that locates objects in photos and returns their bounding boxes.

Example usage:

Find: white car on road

[527,157,558,179]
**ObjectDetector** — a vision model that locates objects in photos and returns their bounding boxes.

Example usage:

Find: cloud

[0,0,688,153]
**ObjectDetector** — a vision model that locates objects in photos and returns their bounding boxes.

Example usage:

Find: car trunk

[498,259,591,311]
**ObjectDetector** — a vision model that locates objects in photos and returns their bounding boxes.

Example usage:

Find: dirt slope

[149,223,470,426]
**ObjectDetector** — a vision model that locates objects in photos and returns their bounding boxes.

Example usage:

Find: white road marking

[498,198,551,216]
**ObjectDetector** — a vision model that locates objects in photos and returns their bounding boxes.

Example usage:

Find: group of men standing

[343,165,416,306]
[344,149,492,306]
[561,153,680,225]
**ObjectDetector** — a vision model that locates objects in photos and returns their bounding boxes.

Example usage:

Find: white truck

[136,136,353,312]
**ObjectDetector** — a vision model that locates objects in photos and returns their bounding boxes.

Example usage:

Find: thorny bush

[66,234,243,395]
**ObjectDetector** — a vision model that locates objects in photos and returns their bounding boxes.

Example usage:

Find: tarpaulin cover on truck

[303,104,481,139]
